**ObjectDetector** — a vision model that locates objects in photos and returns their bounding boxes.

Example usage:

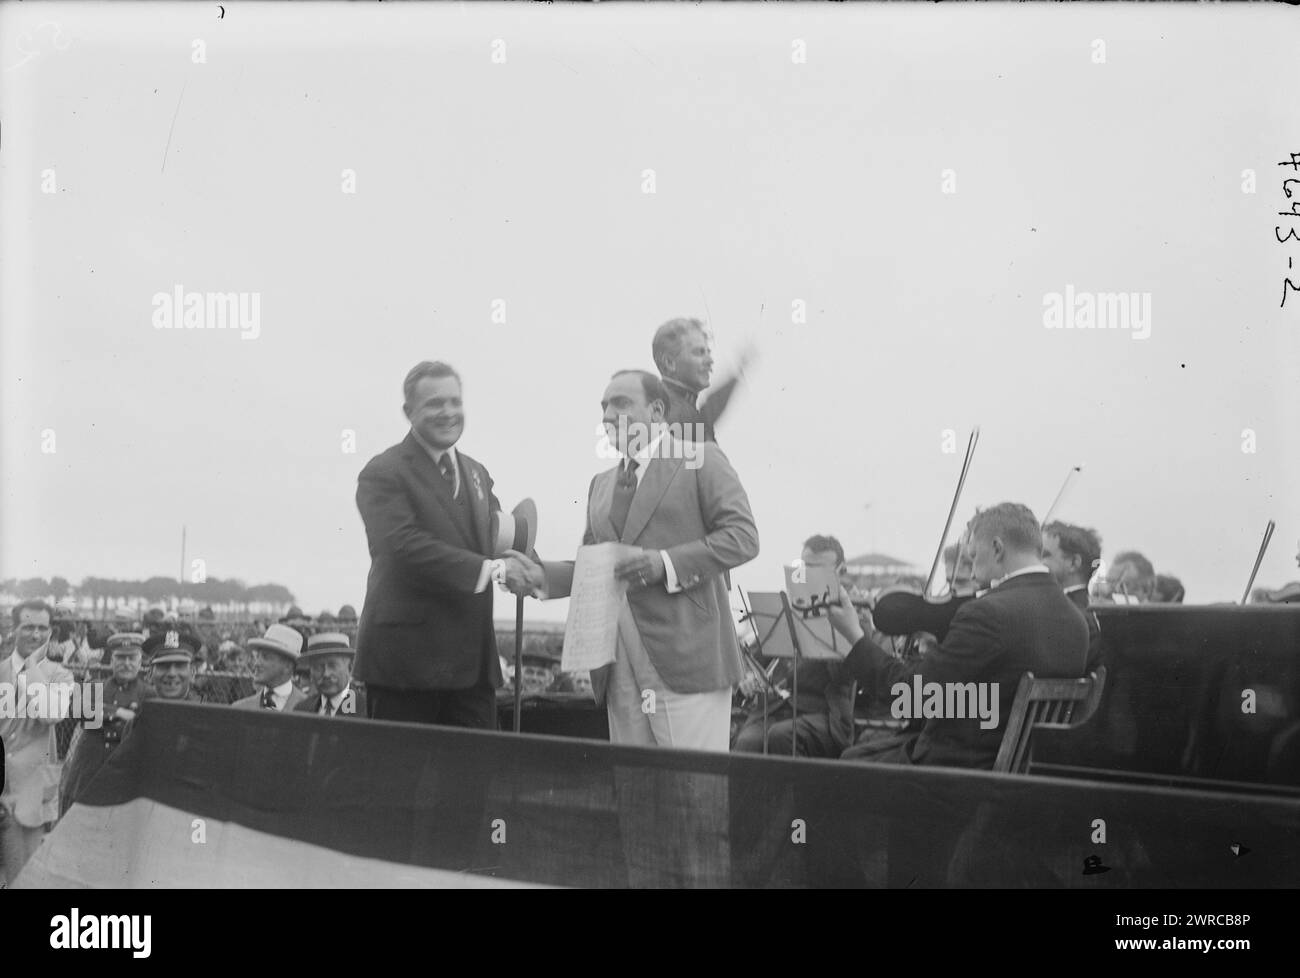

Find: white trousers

[606,604,732,751]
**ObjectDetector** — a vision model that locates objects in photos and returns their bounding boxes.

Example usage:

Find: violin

[873,428,980,640]
[1253,583,1300,604]
[873,458,1085,640]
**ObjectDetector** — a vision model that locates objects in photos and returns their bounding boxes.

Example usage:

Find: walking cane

[513,593,524,733]
[491,497,538,735]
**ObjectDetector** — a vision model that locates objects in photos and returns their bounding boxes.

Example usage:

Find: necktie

[322,698,333,717]
[437,454,457,497]
[261,688,276,710]
[609,459,638,538]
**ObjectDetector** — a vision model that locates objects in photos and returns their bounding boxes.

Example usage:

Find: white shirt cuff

[476,559,500,594]
[661,551,682,593]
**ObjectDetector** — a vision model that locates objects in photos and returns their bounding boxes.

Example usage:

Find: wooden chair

[993,666,1107,774]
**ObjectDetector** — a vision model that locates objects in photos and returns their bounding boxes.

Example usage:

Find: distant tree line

[0,576,296,608]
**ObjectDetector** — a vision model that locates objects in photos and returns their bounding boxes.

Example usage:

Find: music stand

[744,590,844,756]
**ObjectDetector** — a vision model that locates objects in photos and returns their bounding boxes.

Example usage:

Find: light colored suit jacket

[232,686,308,712]
[543,437,759,702]
[0,648,75,827]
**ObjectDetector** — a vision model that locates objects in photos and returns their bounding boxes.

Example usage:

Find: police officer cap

[149,629,197,665]
[106,632,147,655]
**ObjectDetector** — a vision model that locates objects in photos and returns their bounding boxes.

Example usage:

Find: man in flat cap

[232,624,307,712]
[293,633,366,718]
[60,632,154,816]
[150,636,205,703]
[517,647,561,697]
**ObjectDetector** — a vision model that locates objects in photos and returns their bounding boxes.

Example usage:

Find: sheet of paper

[560,543,636,673]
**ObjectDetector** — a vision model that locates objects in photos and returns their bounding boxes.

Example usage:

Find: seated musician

[1095,550,1156,604]
[910,543,977,659]
[825,503,1089,769]
[1040,521,1104,669]
[732,534,857,757]
[1152,574,1185,604]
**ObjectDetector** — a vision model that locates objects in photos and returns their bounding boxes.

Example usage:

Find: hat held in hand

[490,498,537,557]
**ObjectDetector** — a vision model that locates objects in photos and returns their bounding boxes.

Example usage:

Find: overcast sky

[3,2,1298,622]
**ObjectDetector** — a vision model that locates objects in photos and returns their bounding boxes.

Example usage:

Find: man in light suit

[1,600,74,885]
[507,369,759,751]
[232,624,308,712]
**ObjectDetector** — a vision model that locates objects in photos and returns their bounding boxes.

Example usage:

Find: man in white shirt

[1,600,74,885]
[353,361,511,729]
[232,624,307,712]
[506,369,759,751]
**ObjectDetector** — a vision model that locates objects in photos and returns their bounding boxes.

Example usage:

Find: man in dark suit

[652,317,755,444]
[293,632,367,718]
[1041,520,1104,669]
[354,361,507,728]
[505,369,759,750]
[827,503,1089,770]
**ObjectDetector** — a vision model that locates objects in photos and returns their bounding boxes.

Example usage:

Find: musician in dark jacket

[354,361,506,728]
[733,535,856,756]
[827,503,1089,769]
[1041,521,1104,669]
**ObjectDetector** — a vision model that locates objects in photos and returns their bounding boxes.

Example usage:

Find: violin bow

[925,426,980,598]
[1042,465,1083,528]
[1241,519,1276,605]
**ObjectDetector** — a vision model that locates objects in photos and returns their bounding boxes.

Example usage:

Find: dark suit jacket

[660,375,742,444]
[843,571,1089,769]
[541,437,759,704]
[293,686,367,718]
[354,432,504,692]
[751,658,857,750]
[1066,586,1104,670]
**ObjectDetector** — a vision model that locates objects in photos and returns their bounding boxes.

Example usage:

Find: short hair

[609,369,669,412]
[403,361,461,406]
[1112,550,1155,582]
[11,600,53,626]
[1154,574,1185,603]
[802,534,845,566]
[968,503,1042,554]
[651,318,710,374]
[1042,521,1103,576]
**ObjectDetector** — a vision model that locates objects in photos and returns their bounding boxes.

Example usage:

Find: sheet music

[560,543,636,673]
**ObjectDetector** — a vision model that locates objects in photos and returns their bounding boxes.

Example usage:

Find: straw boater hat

[247,623,304,662]
[301,632,354,660]
[490,498,538,557]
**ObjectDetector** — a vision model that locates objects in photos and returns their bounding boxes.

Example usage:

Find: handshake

[496,550,546,598]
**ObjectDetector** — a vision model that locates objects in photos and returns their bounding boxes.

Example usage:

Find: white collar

[623,432,667,470]
[412,429,457,465]
[322,684,352,713]
[993,563,1050,588]
[267,679,295,701]
[1063,583,1088,595]
[10,642,47,675]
